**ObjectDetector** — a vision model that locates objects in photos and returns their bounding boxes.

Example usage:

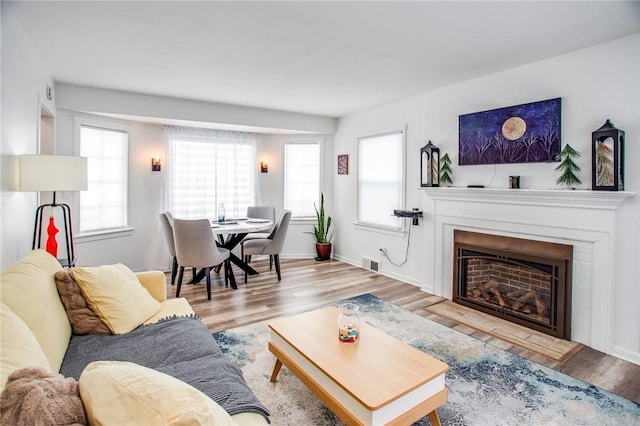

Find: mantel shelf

[420,187,636,210]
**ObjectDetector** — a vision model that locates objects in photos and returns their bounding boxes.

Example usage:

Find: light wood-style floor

[164,257,640,404]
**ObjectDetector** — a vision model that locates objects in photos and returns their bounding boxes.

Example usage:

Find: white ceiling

[9,1,640,118]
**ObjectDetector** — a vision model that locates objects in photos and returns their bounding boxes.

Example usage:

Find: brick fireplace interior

[453,230,573,339]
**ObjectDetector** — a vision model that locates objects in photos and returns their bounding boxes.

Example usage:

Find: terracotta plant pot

[315,243,332,261]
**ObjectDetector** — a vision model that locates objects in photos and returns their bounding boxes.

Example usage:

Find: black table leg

[228,252,260,275]
[216,232,261,276]
[188,268,206,284]
[189,231,264,288]
[225,260,238,289]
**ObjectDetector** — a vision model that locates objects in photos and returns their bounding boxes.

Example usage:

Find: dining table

[190,218,273,289]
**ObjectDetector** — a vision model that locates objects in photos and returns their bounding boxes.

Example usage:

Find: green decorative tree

[555,144,582,188]
[439,153,453,186]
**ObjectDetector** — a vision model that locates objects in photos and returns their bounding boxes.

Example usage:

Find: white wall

[1,3,57,268]
[258,134,335,258]
[333,34,640,362]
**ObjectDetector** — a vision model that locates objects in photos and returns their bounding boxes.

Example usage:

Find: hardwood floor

[164,257,640,404]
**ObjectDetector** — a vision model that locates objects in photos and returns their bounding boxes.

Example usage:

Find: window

[79,125,128,233]
[357,129,405,230]
[165,127,257,219]
[284,141,320,217]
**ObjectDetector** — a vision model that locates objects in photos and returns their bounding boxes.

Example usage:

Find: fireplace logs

[469,280,548,317]
[471,281,505,307]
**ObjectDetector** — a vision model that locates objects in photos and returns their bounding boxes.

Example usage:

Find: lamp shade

[20,155,88,192]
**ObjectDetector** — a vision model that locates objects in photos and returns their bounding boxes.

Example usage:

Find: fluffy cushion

[0,250,71,374]
[79,361,238,425]
[0,303,51,393]
[54,271,111,335]
[69,264,161,335]
[143,297,196,325]
[0,367,86,426]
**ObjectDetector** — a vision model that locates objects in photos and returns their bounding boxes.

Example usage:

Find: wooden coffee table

[268,307,448,425]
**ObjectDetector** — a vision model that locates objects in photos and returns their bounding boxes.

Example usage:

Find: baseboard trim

[333,254,423,289]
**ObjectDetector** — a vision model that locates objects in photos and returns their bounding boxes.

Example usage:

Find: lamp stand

[32,192,76,268]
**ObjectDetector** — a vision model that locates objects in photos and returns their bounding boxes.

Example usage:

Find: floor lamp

[20,155,88,268]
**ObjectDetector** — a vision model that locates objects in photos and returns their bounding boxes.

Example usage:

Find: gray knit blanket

[60,316,270,421]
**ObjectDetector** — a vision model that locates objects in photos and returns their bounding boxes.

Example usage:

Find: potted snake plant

[308,192,333,261]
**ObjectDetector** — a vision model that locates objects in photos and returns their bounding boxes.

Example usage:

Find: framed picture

[337,154,349,175]
[458,97,561,165]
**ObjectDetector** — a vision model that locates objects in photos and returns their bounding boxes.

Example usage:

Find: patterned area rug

[213,294,640,425]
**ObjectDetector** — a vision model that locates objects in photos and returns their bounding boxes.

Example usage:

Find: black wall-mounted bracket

[393,208,424,225]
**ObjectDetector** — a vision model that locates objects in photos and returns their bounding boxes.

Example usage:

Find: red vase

[315,243,332,261]
[46,216,58,258]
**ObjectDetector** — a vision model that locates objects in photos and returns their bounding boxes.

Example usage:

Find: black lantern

[592,119,624,191]
[420,141,440,187]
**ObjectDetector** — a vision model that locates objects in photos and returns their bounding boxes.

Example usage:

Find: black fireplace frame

[453,230,573,339]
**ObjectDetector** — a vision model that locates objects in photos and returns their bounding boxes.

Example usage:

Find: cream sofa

[0,250,269,425]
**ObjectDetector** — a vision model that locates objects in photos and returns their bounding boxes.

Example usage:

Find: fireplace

[453,230,572,339]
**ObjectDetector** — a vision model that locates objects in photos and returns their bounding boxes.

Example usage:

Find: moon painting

[502,117,526,140]
[458,98,561,165]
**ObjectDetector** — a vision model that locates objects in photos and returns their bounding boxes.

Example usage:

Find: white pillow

[79,361,238,425]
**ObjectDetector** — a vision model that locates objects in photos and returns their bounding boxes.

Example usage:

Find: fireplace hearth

[453,230,573,339]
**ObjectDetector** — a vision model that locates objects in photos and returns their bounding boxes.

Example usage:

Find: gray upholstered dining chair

[241,210,291,283]
[244,206,276,239]
[172,218,230,300]
[243,205,277,265]
[159,212,178,286]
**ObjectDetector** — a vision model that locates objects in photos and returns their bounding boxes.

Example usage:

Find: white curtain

[162,126,258,220]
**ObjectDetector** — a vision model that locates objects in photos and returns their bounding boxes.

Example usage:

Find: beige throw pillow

[79,361,238,426]
[69,264,161,335]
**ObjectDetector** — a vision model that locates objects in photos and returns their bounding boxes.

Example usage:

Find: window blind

[165,127,257,220]
[79,125,129,232]
[357,130,404,229]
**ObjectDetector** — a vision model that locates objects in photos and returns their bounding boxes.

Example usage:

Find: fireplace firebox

[453,230,572,339]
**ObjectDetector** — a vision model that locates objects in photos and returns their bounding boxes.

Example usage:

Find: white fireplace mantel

[422,187,636,357]
[421,187,636,210]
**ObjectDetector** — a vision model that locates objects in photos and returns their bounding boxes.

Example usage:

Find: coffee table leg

[270,359,283,382]
[427,409,441,426]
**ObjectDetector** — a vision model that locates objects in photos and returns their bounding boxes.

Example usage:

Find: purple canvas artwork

[458,98,561,165]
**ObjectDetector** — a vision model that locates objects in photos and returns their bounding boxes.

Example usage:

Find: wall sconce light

[151,155,162,172]
[260,161,268,173]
